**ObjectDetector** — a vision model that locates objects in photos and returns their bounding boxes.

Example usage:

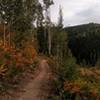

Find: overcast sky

[51,0,100,26]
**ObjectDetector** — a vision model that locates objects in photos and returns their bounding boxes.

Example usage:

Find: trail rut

[17,59,52,100]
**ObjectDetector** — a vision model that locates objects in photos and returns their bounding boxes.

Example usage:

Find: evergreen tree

[58,5,63,29]
[36,0,54,55]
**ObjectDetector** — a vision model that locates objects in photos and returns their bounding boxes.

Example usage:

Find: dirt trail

[16,59,52,100]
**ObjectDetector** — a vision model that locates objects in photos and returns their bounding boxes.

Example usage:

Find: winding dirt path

[17,59,52,100]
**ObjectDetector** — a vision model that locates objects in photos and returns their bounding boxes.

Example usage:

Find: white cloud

[51,0,100,26]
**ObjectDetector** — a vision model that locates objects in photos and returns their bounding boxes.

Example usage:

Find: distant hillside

[64,23,100,66]
[64,23,100,37]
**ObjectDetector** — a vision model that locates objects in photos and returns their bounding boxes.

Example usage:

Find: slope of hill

[64,23,100,66]
[64,23,100,37]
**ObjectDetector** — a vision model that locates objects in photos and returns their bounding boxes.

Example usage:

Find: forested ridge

[64,23,100,66]
[0,0,99,100]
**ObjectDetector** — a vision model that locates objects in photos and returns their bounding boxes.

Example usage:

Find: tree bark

[48,26,51,55]
[3,23,6,47]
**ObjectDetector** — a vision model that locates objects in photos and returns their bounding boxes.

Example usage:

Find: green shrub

[58,57,78,81]
[52,56,79,99]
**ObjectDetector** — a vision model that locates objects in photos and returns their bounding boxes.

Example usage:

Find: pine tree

[58,5,63,29]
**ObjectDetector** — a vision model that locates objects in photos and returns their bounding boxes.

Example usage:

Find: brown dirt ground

[0,59,53,100]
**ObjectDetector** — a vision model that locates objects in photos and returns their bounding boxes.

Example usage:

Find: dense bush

[51,56,79,100]
[51,55,100,100]
[63,76,100,100]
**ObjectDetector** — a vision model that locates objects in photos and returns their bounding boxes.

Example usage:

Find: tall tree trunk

[48,26,51,55]
[8,23,11,47]
[3,23,6,48]
[8,30,11,47]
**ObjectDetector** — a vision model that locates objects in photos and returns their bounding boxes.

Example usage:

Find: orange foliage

[64,81,80,93]
[23,41,36,60]
[0,39,36,77]
[64,81,100,99]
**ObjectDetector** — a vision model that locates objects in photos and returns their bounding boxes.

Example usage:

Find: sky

[50,0,100,26]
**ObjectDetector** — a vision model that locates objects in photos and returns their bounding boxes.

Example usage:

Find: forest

[0,0,100,100]
[64,23,100,66]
